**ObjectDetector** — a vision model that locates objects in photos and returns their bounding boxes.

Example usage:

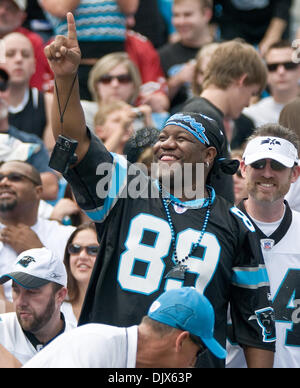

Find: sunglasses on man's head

[266,61,298,72]
[250,159,288,171]
[98,74,132,84]
[68,243,99,256]
[0,172,40,185]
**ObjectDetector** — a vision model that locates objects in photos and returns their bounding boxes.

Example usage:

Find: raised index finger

[67,12,78,44]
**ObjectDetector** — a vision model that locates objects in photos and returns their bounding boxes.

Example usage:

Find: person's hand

[0,224,44,254]
[44,12,81,77]
[50,198,80,222]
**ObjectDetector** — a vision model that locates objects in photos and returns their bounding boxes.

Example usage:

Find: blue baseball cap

[147,287,227,359]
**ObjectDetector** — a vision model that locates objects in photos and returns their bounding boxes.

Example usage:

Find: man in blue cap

[23,287,226,368]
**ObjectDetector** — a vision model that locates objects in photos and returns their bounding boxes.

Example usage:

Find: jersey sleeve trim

[232,265,270,289]
[84,152,128,223]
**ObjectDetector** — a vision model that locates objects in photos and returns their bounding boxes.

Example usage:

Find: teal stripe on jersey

[232,266,270,289]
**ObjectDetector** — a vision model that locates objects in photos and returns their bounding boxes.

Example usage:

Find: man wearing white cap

[23,287,226,368]
[226,123,300,368]
[0,247,75,365]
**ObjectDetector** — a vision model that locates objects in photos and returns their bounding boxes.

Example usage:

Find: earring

[205,162,210,168]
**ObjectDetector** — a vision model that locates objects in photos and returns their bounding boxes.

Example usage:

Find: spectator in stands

[191,42,256,152]
[243,41,300,128]
[2,32,54,151]
[40,0,139,100]
[94,101,134,155]
[0,247,75,365]
[0,68,58,200]
[84,52,159,162]
[0,160,75,302]
[212,0,292,56]
[0,0,53,92]
[159,0,213,113]
[23,0,53,43]
[279,97,300,213]
[183,39,268,203]
[61,223,99,325]
[191,42,219,96]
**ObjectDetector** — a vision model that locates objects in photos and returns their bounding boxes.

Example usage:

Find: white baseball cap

[0,248,67,289]
[11,0,27,11]
[243,136,299,168]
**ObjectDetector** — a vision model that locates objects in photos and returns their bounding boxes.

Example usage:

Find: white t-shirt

[243,96,284,128]
[60,301,77,326]
[285,178,300,213]
[0,218,75,300]
[227,209,300,368]
[23,324,138,368]
[0,312,75,365]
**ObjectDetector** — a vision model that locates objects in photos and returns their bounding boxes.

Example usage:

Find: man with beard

[0,247,75,365]
[0,160,75,303]
[226,124,300,368]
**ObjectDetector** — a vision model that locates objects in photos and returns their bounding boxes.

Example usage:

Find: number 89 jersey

[65,133,275,367]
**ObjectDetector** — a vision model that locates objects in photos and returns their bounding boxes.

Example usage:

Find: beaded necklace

[159,184,212,280]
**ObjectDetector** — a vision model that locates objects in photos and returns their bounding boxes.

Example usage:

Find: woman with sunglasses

[61,223,99,325]
[81,52,161,162]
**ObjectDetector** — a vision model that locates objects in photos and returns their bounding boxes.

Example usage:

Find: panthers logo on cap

[261,138,281,150]
[17,256,36,268]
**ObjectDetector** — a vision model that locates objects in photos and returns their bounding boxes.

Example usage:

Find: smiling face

[68,228,98,287]
[241,158,299,204]
[152,124,216,199]
[0,161,42,214]
[172,0,211,46]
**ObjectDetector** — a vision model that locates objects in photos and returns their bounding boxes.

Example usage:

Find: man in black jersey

[44,13,275,368]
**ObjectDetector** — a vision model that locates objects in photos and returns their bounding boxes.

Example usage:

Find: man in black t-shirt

[213,0,292,55]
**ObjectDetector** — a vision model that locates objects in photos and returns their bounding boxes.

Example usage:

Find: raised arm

[44,12,89,163]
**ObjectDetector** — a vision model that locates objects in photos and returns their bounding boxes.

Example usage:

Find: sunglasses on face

[68,243,99,256]
[250,159,287,171]
[98,74,132,84]
[266,61,298,72]
[0,172,40,185]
